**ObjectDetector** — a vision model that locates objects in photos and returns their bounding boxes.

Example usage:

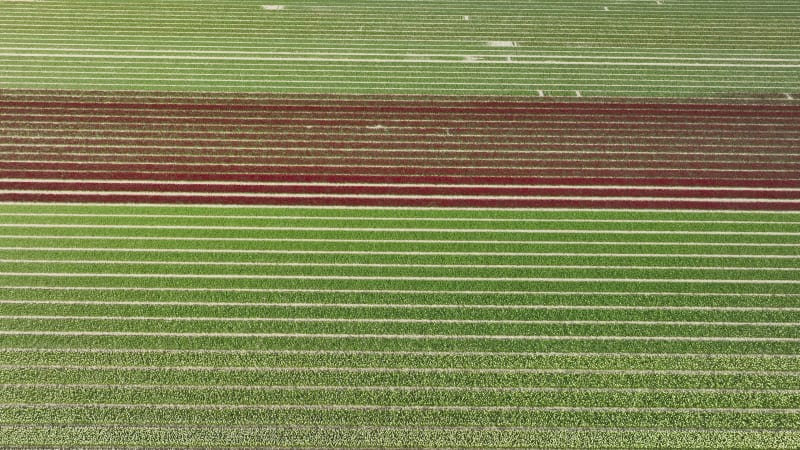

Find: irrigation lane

[1,204,799,448]
[2,92,799,210]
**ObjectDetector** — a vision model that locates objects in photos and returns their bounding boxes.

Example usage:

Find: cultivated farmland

[0,0,799,96]
[1,0,799,448]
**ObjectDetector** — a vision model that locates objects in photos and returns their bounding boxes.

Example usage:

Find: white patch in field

[576,90,582,97]
[487,41,516,47]
[506,56,513,62]
[261,5,285,11]
[463,15,470,21]
[604,6,609,11]
[656,0,662,4]
[464,55,481,62]
[366,124,386,130]
[785,93,795,100]
[538,90,545,97]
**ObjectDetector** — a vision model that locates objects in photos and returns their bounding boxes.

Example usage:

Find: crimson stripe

[5,149,796,163]
[6,143,798,155]
[4,161,799,179]
[3,92,798,210]
[5,181,800,200]
[3,155,797,171]
[4,171,799,188]
[3,115,799,132]
[1,193,797,211]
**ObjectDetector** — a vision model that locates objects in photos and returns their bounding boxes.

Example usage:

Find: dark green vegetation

[0,205,798,447]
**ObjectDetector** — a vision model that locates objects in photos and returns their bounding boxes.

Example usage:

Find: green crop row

[2,334,797,354]
[4,385,800,409]
[1,423,799,448]
[3,303,799,323]
[3,365,799,390]
[2,348,798,371]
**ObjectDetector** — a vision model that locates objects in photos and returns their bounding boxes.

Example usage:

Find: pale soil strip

[3,162,796,174]
[3,2,793,11]
[0,424,796,435]
[4,259,797,272]
[7,181,800,193]
[2,68,791,82]
[6,17,798,30]
[5,315,796,328]
[4,272,800,284]
[3,44,792,57]
[2,91,793,106]
[3,25,798,39]
[5,201,799,213]
[4,169,793,183]
[6,190,800,202]
[3,101,795,115]
[2,75,675,88]
[2,21,798,34]
[10,9,795,18]
[3,81,794,95]
[6,192,788,202]
[4,133,800,143]
[3,128,798,142]
[6,348,798,359]
[3,151,795,163]
[1,51,798,67]
[3,63,796,82]
[3,143,797,156]
[4,127,798,141]
[5,7,798,19]
[4,116,796,130]
[3,224,797,236]
[1,364,796,376]
[6,153,798,165]
[2,94,793,109]
[1,38,789,49]
[0,47,800,68]
[10,123,795,136]
[3,403,799,414]
[18,150,788,164]
[6,142,797,152]
[4,299,800,313]
[2,65,793,81]
[4,132,798,145]
[5,237,800,248]
[10,149,800,162]
[4,247,798,257]
[1,88,792,101]
[5,79,786,92]
[5,61,777,75]
[1,213,797,226]
[5,139,795,149]
[8,237,797,246]
[23,132,797,143]
[5,286,796,297]
[1,331,797,342]
[5,383,798,394]
[0,69,792,82]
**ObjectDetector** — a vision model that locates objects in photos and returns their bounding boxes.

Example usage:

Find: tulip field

[1,0,799,448]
